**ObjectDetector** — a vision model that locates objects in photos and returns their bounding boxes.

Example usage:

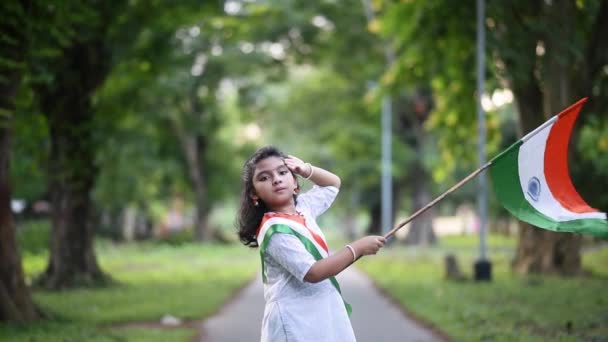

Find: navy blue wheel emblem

[527,177,541,202]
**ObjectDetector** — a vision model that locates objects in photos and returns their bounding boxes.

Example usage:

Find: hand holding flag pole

[381,97,608,242]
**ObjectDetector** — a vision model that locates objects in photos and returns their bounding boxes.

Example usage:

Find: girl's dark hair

[237,146,299,247]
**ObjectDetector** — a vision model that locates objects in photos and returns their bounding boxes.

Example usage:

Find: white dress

[260,185,356,342]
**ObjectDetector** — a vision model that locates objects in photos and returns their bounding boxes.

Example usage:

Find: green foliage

[263,67,384,187]
[583,245,608,278]
[92,2,299,217]
[577,117,608,168]
[10,84,49,201]
[156,229,196,246]
[236,0,408,214]
[376,0,608,225]
[15,220,50,256]
[25,2,98,85]
[573,116,608,210]
[359,235,608,341]
[92,105,184,210]
[379,0,503,183]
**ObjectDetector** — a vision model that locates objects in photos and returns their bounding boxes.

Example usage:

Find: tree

[398,90,438,245]
[161,15,279,240]
[488,0,608,275]
[99,6,294,241]
[32,1,221,287]
[380,0,607,274]
[372,1,492,241]
[0,0,40,321]
[32,2,120,288]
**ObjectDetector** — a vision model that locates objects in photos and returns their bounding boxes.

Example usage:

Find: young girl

[237,146,386,342]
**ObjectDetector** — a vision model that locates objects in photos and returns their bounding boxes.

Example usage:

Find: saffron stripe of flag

[489,98,608,239]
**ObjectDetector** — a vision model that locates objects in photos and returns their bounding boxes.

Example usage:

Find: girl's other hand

[352,236,386,256]
[284,155,311,177]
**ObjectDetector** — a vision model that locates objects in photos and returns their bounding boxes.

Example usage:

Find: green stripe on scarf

[259,224,352,316]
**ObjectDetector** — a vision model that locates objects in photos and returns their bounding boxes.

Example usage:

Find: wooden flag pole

[381,98,590,240]
[384,161,493,240]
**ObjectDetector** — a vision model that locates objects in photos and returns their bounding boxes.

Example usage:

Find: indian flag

[489,98,608,239]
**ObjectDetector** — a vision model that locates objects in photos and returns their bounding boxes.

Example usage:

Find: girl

[237,146,386,342]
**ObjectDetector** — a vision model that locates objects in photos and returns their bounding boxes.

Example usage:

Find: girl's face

[251,156,298,211]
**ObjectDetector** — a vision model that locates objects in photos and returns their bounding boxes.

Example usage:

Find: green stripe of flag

[490,142,608,239]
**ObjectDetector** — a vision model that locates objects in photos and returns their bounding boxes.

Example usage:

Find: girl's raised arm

[284,155,341,188]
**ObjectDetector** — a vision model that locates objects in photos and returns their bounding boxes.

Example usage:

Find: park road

[200,267,447,342]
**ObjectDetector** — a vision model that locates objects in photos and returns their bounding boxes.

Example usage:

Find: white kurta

[260,185,356,342]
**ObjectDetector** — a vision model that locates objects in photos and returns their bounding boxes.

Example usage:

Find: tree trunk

[170,119,210,241]
[36,40,111,289]
[0,127,40,321]
[398,91,437,245]
[493,0,583,275]
[510,86,582,275]
[343,201,357,241]
[122,207,137,242]
[187,136,210,241]
[0,0,40,321]
[170,75,212,242]
[403,161,437,245]
[366,198,382,235]
[365,182,402,236]
[513,222,581,275]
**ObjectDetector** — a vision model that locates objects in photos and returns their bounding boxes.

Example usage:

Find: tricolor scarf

[256,212,352,316]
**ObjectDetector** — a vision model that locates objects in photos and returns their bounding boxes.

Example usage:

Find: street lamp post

[381,95,392,236]
[474,0,492,281]
[362,0,395,236]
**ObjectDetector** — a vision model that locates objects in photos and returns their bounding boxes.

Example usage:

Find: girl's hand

[351,236,386,257]
[284,155,312,178]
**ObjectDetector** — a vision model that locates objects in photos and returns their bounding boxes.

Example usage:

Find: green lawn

[1,222,259,341]
[4,222,607,341]
[358,235,608,341]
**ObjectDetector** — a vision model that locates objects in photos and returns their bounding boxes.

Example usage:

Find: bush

[157,229,195,246]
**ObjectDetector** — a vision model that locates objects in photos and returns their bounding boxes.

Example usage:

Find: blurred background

[1,0,607,341]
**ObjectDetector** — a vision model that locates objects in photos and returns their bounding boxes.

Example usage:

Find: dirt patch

[101,275,258,342]
[102,318,202,341]
[106,319,201,330]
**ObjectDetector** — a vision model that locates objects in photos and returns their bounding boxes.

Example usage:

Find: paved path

[200,267,445,342]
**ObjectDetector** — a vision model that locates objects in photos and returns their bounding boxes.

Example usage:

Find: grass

[2,221,259,341]
[358,234,608,341]
[6,221,608,341]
